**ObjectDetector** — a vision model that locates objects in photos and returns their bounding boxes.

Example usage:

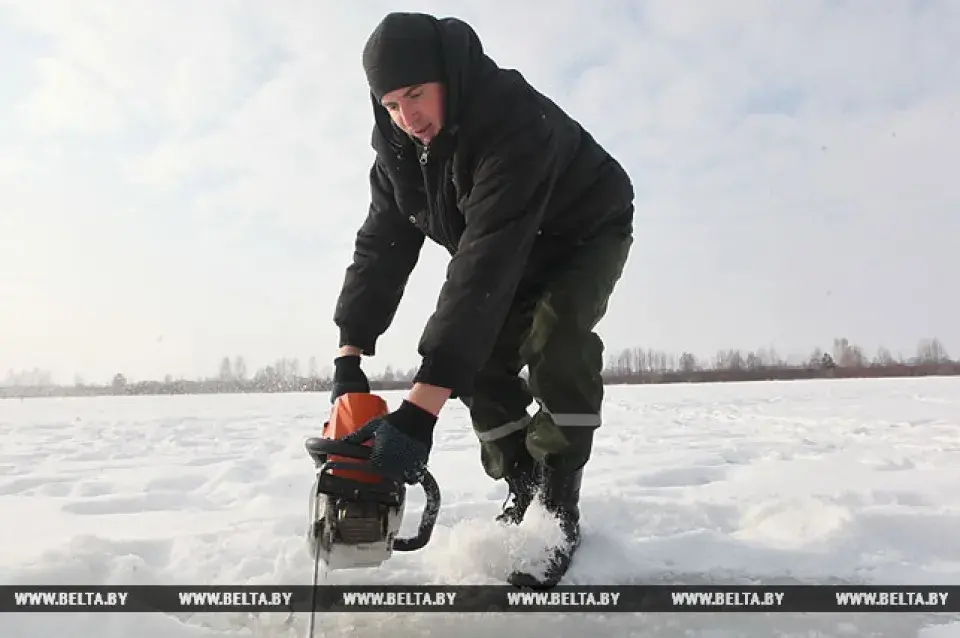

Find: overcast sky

[2,0,958,385]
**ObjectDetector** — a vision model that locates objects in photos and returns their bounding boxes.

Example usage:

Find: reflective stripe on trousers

[474,407,600,443]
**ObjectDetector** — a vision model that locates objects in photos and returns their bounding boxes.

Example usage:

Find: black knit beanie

[362,12,444,101]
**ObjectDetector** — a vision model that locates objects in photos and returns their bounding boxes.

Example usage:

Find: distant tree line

[2,337,957,399]
[601,337,957,384]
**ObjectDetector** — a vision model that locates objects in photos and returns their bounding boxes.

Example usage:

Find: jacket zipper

[419,144,456,253]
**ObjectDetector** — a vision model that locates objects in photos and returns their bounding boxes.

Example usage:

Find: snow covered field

[2,376,960,637]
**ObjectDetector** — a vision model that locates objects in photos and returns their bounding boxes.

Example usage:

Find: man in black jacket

[331,12,634,588]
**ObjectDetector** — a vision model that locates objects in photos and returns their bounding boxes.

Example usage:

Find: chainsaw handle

[393,468,441,552]
[304,436,371,462]
[304,436,442,553]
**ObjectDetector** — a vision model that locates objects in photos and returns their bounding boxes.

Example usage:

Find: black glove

[339,400,437,484]
[330,355,370,403]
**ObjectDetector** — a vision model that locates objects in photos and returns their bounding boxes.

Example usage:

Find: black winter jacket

[333,16,634,398]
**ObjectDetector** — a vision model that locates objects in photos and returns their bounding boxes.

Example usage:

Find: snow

[2,376,960,637]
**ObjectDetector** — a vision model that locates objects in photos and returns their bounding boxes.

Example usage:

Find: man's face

[380,82,444,144]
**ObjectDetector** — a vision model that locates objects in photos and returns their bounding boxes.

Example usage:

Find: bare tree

[219,357,233,381]
[874,347,895,367]
[679,352,699,372]
[833,337,865,367]
[233,356,247,381]
[917,338,949,363]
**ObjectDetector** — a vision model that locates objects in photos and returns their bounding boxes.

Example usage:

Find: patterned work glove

[338,400,437,484]
[330,355,370,403]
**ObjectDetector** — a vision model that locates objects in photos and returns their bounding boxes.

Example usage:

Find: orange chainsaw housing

[320,392,389,484]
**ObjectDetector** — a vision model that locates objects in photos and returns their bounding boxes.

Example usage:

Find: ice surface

[2,377,960,637]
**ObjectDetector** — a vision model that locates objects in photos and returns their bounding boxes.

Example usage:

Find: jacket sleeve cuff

[338,328,377,356]
[413,352,474,398]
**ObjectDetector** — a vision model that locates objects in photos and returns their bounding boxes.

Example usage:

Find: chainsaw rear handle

[304,437,441,553]
[393,469,440,552]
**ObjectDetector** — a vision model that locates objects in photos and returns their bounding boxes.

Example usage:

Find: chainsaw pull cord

[307,489,322,638]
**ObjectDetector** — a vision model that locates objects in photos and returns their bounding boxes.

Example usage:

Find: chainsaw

[302,391,441,633]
